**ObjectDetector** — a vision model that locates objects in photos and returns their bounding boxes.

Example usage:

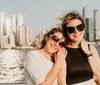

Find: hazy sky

[0,0,100,38]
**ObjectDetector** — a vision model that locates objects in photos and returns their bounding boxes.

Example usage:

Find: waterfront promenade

[0,45,100,85]
[0,84,25,85]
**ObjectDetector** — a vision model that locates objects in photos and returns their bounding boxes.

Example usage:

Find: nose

[54,41,59,47]
[74,28,79,34]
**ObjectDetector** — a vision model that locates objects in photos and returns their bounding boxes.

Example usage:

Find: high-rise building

[19,24,26,45]
[94,10,100,41]
[5,18,11,35]
[9,33,15,47]
[0,12,5,48]
[85,18,94,41]
[1,36,8,49]
[82,6,90,20]
[82,7,89,39]
[19,24,30,46]
[25,26,30,45]
[0,12,5,36]
[17,14,23,26]
[3,24,6,36]
[16,14,24,45]
[12,15,17,33]
[12,15,17,46]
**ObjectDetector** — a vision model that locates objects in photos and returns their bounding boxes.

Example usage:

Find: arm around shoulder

[87,44,100,83]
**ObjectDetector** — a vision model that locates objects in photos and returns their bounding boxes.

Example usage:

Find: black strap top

[65,47,93,85]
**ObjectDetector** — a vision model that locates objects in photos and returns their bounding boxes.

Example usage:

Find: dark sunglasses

[66,24,85,34]
[51,35,65,47]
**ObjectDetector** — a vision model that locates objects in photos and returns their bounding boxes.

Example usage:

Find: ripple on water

[0,49,28,83]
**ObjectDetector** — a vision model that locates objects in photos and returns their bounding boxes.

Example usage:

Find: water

[0,46,100,84]
[0,49,29,83]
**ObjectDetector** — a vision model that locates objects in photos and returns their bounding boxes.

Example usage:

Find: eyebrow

[67,23,83,27]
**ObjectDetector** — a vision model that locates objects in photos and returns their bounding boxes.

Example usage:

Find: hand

[54,47,67,63]
[80,39,91,56]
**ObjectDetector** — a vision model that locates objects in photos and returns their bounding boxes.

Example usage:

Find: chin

[73,38,82,43]
[49,49,57,54]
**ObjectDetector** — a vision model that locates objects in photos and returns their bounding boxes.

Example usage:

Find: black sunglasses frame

[65,24,85,34]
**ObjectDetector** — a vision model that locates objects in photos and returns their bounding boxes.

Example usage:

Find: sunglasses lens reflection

[59,42,65,47]
[52,35,59,42]
[66,24,84,34]
[51,35,65,47]
[76,24,84,31]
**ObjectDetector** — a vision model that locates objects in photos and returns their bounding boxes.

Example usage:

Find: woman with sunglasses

[61,11,100,85]
[24,27,67,85]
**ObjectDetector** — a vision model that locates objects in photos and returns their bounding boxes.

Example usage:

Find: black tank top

[65,47,93,85]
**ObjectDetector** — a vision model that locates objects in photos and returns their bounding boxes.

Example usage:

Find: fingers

[54,47,67,63]
[55,47,67,58]
[60,48,67,59]
[65,50,68,56]
[62,48,67,54]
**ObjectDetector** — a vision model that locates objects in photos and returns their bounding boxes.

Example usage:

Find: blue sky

[0,0,100,38]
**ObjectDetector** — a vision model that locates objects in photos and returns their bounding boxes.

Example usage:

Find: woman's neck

[67,41,80,48]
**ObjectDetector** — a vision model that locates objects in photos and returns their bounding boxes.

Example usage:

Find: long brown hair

[60,11,85,45]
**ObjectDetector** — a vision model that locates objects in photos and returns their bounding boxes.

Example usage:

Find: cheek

[81,31,85,37]
[45,40,51,48]
[68,32,84,42]
[46,41,57,51]
[68,34,73,39]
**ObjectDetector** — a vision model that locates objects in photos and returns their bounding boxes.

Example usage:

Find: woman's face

[45,32,65,54]
[66,19,85,43]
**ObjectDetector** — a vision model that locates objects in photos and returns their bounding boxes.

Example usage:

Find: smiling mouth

[73,33,82,37]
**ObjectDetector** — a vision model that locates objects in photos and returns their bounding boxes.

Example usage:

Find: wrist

[56,59,64,66]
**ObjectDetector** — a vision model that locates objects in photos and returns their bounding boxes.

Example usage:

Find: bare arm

[57,60,67,85]
[87,45,100,83]
[81,40,100,83]
[39,60,63,85]
[39,48,67,85]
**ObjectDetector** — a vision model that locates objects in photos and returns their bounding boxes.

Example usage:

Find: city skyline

[0,12,33,49]
[82,6,100,42]
[0,0,100,38]
[0,6,100,49]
